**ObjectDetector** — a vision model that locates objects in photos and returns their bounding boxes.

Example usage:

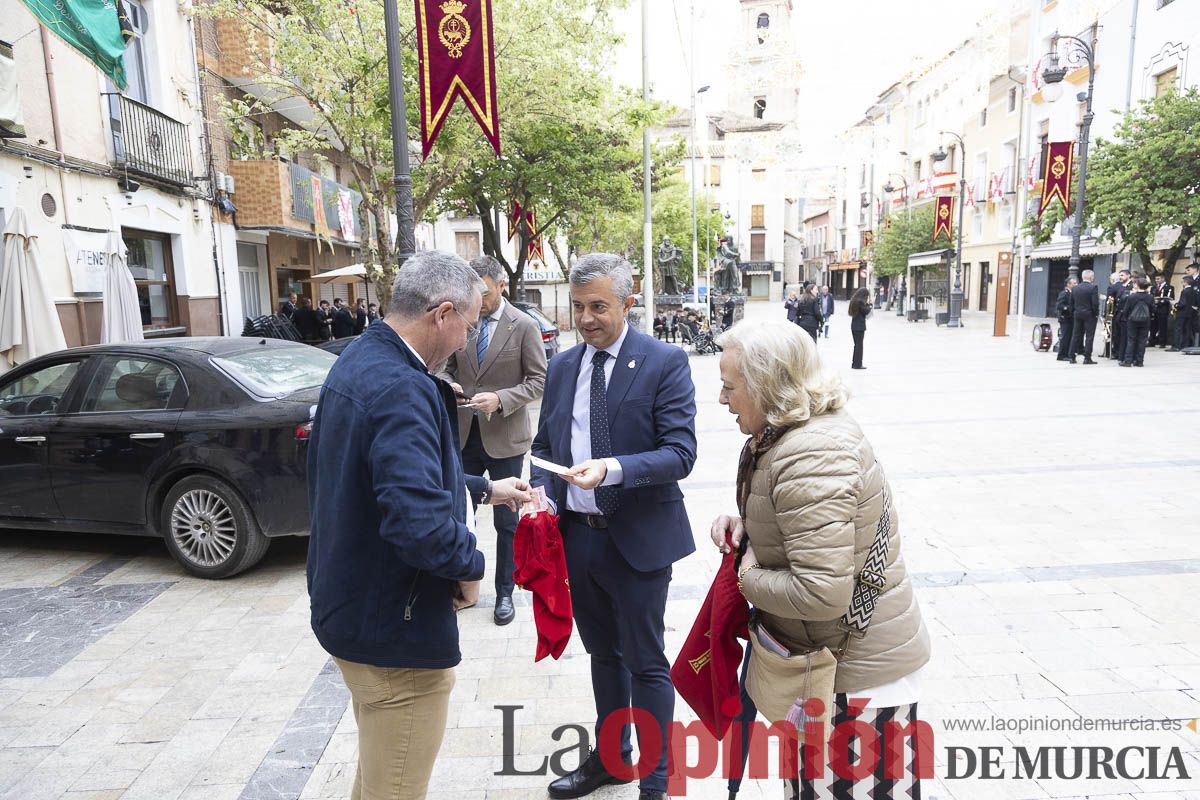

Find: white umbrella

[0,208,67,373]
[101,230,144,344]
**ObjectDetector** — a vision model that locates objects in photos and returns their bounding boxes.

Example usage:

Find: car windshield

[212,347,336,398]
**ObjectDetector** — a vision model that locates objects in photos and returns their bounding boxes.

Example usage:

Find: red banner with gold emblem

[933,195,953,243]
[508,200,522,242]
[414,0,501,158]
[525,209,544,262]
[1039,141,1074,217]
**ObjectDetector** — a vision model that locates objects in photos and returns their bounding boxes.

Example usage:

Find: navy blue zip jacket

[307,322,486,669]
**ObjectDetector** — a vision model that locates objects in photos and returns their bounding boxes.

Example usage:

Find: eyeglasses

[426,303,479,338]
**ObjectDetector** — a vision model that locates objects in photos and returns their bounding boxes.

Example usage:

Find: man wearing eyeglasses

[437,256,547,626]
[307,250,533,800]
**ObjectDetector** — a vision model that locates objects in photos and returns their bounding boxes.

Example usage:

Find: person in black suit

[1119,276,1155,367]
[316,300,334,341]
[721,294,735,329]
[1171,276,1199,351]
[292,297,322,341]
[848,287,871,369]
[1150,275,1175,347]
[1055,277,1077,362]
[353,298,369,335]
[794,284,823,342]
[279,292,298,320]
[1068,269,1100,364]
[1107,270,1131,360]
[331,298,356,339]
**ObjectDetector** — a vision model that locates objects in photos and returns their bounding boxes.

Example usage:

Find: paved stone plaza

[1,301,1198,800]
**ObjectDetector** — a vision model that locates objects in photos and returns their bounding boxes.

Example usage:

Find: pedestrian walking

[848,287,871,370]
[1068,269,1100,364]
[1055,278,1077,362]
[1170,275,1199,351]
[1119,275,1154,367]
[437,256,547,627]
[1150,275,1175,348]
[306,250,533,800]
[531,253,697,800]
[711,320,930,800]
[783,290,799,323]
[795,284,822,342]
[819,285,834,338]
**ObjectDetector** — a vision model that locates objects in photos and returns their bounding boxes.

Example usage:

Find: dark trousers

[1057,317,1074,359]
[460,419,524,598]
[1175,311,1198,350]
[1151,307,1171,346]
[799,323,819,342]
[1111,319,1126,360]
[851,328,865,368]
[1069,315,1097,360]
[562,519,673,792]
[1123,322,1150,365]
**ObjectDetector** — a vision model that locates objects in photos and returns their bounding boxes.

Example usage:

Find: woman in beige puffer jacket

[711,319,931,798]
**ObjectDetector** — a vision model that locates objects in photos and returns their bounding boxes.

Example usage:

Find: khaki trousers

[333,657,456,800]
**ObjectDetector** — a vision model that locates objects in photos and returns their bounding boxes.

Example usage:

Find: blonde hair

[716,320,848,427]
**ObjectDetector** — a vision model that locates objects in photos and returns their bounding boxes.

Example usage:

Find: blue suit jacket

[531,326,698,572]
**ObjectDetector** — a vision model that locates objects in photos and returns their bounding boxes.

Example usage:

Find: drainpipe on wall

[189,16,228,336]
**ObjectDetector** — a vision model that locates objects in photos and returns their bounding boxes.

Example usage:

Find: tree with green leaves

[1086,87,1200,279]
[873,204,952,276]
[197,0,632,302]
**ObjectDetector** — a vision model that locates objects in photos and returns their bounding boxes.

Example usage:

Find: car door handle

[14,436,46,444]
[129,433,165,441]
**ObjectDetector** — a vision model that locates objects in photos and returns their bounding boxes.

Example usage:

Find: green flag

[20,0,127,89]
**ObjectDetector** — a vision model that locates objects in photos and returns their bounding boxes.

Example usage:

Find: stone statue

[716,238,742,294]
[655,235,682,296]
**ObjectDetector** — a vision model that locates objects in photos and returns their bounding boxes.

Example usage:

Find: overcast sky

[609,0,995,154]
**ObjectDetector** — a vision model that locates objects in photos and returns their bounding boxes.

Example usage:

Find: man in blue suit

[532,254,697,800]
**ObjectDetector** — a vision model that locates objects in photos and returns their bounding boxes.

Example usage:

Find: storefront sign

[62,227,111,293]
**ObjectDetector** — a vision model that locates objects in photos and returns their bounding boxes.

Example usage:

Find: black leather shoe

[1083,358,1098,365]
[547,750,631,798]
[639,791,666,800]
[493,596,515,626]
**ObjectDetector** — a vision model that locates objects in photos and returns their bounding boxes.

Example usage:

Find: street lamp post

[383,0,415,263]
[690,84,710,303]
[934,132,966,328]
[1041,32,1098,284]
[882,174,911,316]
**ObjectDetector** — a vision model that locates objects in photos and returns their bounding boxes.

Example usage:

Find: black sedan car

[0,338,335,578]
[511,302,561,361]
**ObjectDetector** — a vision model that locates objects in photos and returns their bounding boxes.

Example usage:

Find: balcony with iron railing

[104,94,193,187]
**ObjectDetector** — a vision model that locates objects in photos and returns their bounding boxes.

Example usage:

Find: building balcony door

[979,261,991,312]
[236,242,267,321]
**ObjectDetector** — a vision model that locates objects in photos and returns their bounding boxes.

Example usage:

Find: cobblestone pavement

[1,302,1199,800]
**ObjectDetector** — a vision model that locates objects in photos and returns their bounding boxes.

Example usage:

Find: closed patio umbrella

[0,208,67,373]
[101,230,144,343]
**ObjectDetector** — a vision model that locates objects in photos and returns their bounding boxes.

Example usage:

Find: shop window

[751,204,765,228]
[123,230,178,330]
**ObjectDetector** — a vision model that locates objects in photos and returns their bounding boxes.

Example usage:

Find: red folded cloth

[670,545,750,738]
[513,511,573,661]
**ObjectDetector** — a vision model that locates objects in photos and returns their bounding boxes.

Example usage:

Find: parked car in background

[512,302,561,361]
[0,338,336,578]
[316,336,357,356]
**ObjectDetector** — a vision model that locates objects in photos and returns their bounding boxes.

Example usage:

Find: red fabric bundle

[670,546,750,738]
[512,511,573,661]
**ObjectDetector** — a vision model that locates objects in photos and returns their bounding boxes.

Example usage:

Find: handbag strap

[837,484,893,647]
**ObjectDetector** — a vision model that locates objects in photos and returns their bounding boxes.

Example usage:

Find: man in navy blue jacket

[307,250,531,800]
[532,254,697,800]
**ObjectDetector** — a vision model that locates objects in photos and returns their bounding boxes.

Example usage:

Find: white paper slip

[530,455,572,476]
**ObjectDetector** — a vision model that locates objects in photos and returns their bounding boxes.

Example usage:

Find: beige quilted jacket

[740,408,930,693]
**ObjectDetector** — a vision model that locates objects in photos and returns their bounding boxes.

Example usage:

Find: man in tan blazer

[440,256,547,625]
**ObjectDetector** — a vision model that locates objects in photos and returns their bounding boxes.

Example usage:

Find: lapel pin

[628,359,636,369]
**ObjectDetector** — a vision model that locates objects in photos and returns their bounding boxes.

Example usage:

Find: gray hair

[569,253,634,301]
[716,320,848,427]
[470,255,506,284]
[389,250,485,320]
[1082,269,1095,281]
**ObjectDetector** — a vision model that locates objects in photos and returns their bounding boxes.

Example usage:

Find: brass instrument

[1102,295,1116,359]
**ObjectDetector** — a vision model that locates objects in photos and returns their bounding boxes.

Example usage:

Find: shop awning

[908,249,952,268]
[829,262,859,271]
[1030,240,1119,259]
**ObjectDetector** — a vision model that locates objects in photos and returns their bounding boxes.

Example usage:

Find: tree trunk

[1160,225,1193,283]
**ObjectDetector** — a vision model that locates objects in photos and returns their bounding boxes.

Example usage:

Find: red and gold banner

[508,200,522,242]
[414,0,501,158]
[525,209,543,262]
[1039,141,1074,217]
[933,195,953,243]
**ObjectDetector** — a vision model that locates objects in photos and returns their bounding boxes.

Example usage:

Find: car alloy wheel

[170,488,238,567]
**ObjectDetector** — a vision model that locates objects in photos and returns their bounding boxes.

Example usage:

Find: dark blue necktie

[589,350,619,516]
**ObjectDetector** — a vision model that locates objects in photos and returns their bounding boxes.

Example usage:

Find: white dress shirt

[566,323,627,514]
